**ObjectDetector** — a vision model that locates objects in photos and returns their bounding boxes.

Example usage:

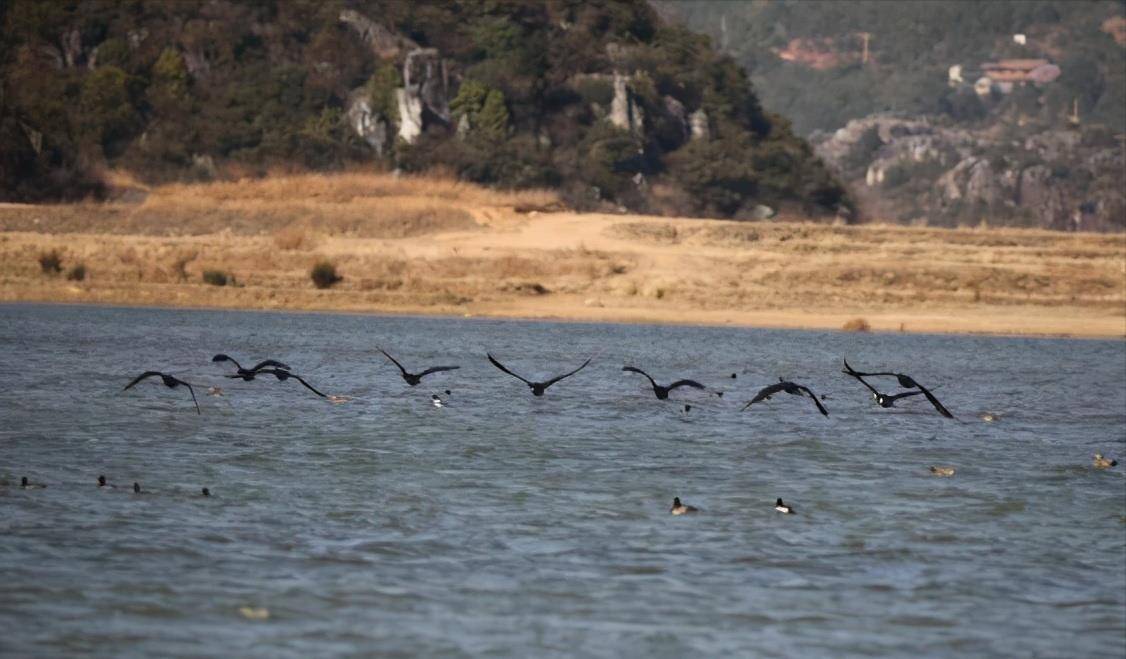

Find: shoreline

[4,295,1122,341]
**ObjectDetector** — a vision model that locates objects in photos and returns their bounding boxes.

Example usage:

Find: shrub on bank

[66,263,87,281]
[38,249,63,274]
[311,261,342,289]
[202,270,231,286]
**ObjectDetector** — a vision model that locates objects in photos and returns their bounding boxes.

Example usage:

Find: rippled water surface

[2,304,1124,657]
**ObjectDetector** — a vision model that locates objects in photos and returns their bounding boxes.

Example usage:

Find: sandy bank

[1,172,1123,338]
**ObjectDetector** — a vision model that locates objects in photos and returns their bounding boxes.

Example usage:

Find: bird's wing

[487,353,532,385]
[886,390,925,402]
[622,366,658,388]
[290,374,327,398]
[181,381,201,414]
[378,348,410,376]
[417,365,460,378]
[843,360,906,382]
[667,379,706,390]
[212,354,242,370]
[797,385,830,416]
[543,357,593,388]
[917,383,954,418]
[742,382,786,410]
[124,371,163,390]
[844,369,880,395]
[251,359,290,372]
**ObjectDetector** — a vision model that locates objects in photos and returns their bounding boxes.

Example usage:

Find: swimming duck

[132,482,143,494]
[97,475,117,488]
[201,487,211,496]
[670,497,698,515]
[929,466,956,477]
[21,477,46,489]
[1093,454,1118,469]
[431,394,444,408]
[774,498,794,514]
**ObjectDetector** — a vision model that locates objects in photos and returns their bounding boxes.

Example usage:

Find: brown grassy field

[1,171,1123,338]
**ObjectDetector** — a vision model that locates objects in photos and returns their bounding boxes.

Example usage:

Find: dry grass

[842,317,871,332]
[0,172,1123,337]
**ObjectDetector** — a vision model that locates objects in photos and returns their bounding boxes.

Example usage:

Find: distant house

[977,59,1060,94]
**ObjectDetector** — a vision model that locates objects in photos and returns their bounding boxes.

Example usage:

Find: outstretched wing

[212,354,242,370]
[250,359,290,372]
[842,359,915,386]
[289,374,327,398]
[885,390,925,403]
[843,367,880,396]
[543,357,593,388]
[622,366,657,388]
[797,385,830,416]
[378,347,410,376]
[179,381,201,414]
[917,384,954,418]
[667,379,705,391]
[418,365,460,378]
[487,353,532,385]
[124,371,163,390]
[742,382,787,410]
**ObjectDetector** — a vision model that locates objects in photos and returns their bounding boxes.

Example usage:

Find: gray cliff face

[339,12,452,147]
[813,114,1124,231]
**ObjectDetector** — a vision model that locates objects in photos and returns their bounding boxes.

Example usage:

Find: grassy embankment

[1,171,1123,338]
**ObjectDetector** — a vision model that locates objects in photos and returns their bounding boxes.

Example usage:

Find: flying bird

[487,353,592,396]
[842,359,953,418]
[622,366,705,400]
[123,371,201,414]
[843,367,926,409]
[251,368,328,398]
[742,379,829,416]
[378,347,460,386]
[212,354,291,378]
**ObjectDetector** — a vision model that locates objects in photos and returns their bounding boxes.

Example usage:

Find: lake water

[1,304,1124,657]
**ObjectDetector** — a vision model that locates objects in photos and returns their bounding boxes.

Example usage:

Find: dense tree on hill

[0,0,848,219]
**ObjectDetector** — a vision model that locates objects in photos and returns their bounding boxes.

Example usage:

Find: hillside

[659,0,1126,135]
[2,172,1123,338]
[658,1,1126,231]
[0,0,845,220]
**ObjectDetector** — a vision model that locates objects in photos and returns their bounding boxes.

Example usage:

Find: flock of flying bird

[11,348,1120,510]
[120,349,959,419]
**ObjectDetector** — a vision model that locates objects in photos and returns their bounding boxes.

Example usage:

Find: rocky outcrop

[812,113,1125,231]
[339,9,417,59]
[345,89,389,155]
[404,48,450,125]
[689,108,710,141]
[395,87,423,143]
[609,73,644,135]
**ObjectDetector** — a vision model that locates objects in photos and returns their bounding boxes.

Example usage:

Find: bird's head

[21,477,28,486]
[133,482,140,493]
[202,487,210,496]
[98,475,106,486]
